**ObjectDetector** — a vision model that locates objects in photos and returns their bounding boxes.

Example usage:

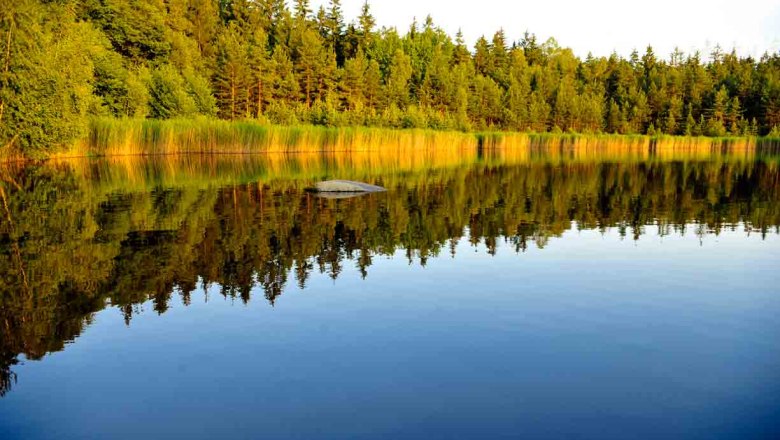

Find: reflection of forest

[1,154,779,396]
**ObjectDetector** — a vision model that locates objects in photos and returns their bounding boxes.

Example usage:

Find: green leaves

[1,1,101,156]
[3,0,780,158]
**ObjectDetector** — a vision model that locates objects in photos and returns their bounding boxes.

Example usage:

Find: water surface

[1,149,779,439]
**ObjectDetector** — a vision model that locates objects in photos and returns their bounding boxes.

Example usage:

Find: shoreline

[3,119,778,163]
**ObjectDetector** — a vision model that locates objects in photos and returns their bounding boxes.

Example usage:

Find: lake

[1,145,779,439]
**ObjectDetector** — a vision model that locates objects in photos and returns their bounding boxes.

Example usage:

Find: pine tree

[489,29,509,87]
[452,29,470,66]
[214,23,250,119]
[261,0,289,49]
[384,49,412,108]
[474,36,491,76]
[684,109,696,136]
[188,0,220,58]
[553,77,577,130]
[606,99,622,134]
[664,96,683,135]
[324,0,345,64]
[364,59,382,110]
[294,0,311,22]
[341,49,367,110]
[247,28,271,117]
[296,27,325,106]
[506,76,530,130]
[528,91,551,132]
[727,96,741,129]
[357,1,375,52]
[270,46,299,103]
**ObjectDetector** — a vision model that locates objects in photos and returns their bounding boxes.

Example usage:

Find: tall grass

[33,117,780,162]
[70,118,477,157]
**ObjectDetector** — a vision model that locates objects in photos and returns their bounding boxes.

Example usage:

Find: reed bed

[29,117,780,165]
[70,118,477,157]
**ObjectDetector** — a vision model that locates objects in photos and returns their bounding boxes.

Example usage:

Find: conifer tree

[357,1,376,51]
[323,0,345,64]
[214,23,249,119]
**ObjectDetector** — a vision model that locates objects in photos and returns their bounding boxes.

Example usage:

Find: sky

[311,0,780,60]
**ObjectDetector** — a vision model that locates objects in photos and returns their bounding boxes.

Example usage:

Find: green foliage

[2,0,780,157]
[91,50,131,116]
[148,65,198,119]
[80,0,171,62]
[183,69,218,116]
[125,68,151,118]
[0,1,102,157]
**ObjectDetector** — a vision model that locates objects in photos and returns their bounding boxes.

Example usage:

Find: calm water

[1,150,779,439]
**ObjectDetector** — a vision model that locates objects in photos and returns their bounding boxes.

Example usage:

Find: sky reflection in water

[0,152,779,439]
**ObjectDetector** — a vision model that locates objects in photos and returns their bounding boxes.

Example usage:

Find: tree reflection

[1,155,779,395]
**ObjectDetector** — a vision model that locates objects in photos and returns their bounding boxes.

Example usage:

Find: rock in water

[311,192,373,200]
[311,180,387,193]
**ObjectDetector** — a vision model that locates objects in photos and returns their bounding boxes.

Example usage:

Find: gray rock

[311,192,371,200]
[310,180,387,193]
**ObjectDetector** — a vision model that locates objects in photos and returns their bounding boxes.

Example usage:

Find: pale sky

[311,0,780,59]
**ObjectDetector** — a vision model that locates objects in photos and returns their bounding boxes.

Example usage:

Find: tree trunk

[246,85,251,118]
[306,72,312,108]
[257,80,263,118]
[0,19,14,124]
[230,70,236,120]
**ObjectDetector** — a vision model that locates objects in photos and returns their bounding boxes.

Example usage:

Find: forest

[2,0,780,157]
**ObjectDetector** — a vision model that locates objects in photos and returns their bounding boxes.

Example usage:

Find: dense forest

[2,155,780,395]
[2,0,780,156]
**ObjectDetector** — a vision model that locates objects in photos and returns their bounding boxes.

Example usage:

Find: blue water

[2,226,778,439]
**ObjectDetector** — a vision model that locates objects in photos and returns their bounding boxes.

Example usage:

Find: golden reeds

[17,117,780,164]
